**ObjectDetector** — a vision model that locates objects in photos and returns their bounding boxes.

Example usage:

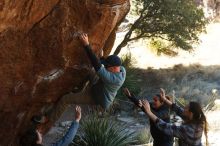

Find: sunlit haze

[113,22,220,69]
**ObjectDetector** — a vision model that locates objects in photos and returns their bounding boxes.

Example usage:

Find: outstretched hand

[138,100,143,108]
[79,33,89,46]
[141,99,159,122]
[141,100,151,113]
[36,130,43,144]
[123,88,131,97]
[160,88,166,101]
[160,88,172,106]
[75,105,81,122]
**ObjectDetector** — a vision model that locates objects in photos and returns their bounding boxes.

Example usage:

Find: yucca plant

[116,53,142,100]
[133,128,152,145]
[73,115,134,146]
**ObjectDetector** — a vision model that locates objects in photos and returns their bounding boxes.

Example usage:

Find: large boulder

[0,0,130,145]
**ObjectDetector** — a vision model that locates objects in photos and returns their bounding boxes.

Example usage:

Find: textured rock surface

[0,0,130,145]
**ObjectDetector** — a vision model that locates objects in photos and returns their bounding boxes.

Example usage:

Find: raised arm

[123,88,140,106]
[160,88,172,106]
[53,106,81,146]
[123,88,147,112]
[160,88,184,118]
[79,33,102,72]
[141,100,185,139]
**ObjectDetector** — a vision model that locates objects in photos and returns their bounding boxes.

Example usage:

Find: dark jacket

[150,103,173,146]
[125,94,173,146]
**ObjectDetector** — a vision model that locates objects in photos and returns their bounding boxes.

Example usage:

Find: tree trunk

[114,39,129,55]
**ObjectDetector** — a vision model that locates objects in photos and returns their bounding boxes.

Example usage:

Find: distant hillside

[118,64,220,107]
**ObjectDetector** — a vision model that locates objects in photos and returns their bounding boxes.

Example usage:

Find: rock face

[0,0,130,145]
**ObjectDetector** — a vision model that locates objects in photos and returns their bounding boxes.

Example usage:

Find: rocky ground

[43,105,76,145]
[43,98,220,146]
[42,62,220,146]
[43,102,150,146]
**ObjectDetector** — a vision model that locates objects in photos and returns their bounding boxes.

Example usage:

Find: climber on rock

[47,33,126,124]
[78,33,126,108]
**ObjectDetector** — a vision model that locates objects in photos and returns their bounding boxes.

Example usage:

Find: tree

[114,0,207,55]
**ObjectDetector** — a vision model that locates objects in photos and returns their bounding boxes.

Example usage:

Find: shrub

[72,114,134,146]
[132,128,152,145]
[116,53,142,100]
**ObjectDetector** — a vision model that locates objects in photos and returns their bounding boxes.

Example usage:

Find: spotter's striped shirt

[155,104,204,146]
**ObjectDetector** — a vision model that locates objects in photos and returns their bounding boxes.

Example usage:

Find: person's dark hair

[20,129,42,146]
[189,101,208,146]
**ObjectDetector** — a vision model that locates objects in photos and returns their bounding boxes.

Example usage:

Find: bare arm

[160,88,173,106]
[141,100,158,122]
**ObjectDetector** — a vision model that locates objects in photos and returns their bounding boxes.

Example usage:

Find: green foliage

[133,128,152,145]
[149,38,178,56]
[72,115,134,146]
[175,97,187,107]
[116,53,142,100]
[114,0,207,55]
[121,51,135,68]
